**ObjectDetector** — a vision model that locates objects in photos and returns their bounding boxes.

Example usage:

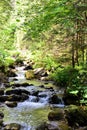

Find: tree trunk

[72,36,75,68]
[86,50,87,64]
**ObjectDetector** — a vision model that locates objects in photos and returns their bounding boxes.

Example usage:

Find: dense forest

[0,0,87,130]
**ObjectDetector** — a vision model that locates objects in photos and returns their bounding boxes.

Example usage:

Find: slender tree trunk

[86,50,87,65]
[72,36,75,68]
[75,20,79,66]
[76,33,79,66]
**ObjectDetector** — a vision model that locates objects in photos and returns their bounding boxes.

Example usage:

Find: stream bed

[0,66,64,130]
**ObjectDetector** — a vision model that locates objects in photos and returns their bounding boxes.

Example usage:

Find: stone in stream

[6,69,17,77]
[12,83,21,88]
[21,82,33,87]
[0,112,4,119]
[0,119,3,128]
[0,95,9,102]
[49,94,62,104]
[24,65,33,70]
[4,123,21,130]
[63,92,79,105]
[11,83,33,88]
[5,101,17,108]
[48,109,64,121]
[36,122,60,130]
[0,72,8,83]
[8,64,15,69]
[65,107,87,127]
[5,89,30,95]
[30,90,39,96]
[38,85,45,88]
[0,112,4,128]
[7,94,29,102]
[0,88,4,95]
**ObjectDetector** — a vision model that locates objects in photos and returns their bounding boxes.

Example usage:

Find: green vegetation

[0,0,87,104]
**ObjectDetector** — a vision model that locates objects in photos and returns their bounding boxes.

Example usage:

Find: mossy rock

[5,101,17,108]
[48,109,64,121]
[63,92,79,105]
[65,107,87,127]
[4,123,21,130]
[25,70,35,80]
[58,121,72,130]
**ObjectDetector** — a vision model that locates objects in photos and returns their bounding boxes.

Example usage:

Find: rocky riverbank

[0,59,87,130]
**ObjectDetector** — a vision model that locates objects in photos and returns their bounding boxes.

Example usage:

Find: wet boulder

[24,65,33,70]
[65,107,87,127]
[0,112,4,119]
[36,122,59,130]
[48,109,64,121]
[8,64,15,69]
[0,95,9,102]
[5,101,17,108]
[7,94,22,102]
[21,93,29,101]
[6,69,17,77]
[7,94,29,102]
[0,119,3,128]
[30,90,39,96]
[58,121,72,130]
[4,123,21,130]
[21,82,32,87]
[0,112,4,128]
[0,73,8,83]
[63,93,79,105]
[0,88,4,95]
[5,89,30,95]
[49,94,62,104]
[12,83,22,88]
[29,96,39,102]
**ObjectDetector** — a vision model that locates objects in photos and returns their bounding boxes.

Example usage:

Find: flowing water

[0,66,64,130]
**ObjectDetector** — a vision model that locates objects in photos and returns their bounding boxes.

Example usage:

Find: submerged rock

[5,101,17,108]
[4,123,21,130]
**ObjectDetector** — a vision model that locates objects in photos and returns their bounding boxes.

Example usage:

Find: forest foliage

[0,0,87,104]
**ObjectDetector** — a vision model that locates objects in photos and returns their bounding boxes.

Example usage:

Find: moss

[25,70,35,79]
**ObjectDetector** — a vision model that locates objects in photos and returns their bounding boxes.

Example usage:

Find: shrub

[50,67,79,88]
